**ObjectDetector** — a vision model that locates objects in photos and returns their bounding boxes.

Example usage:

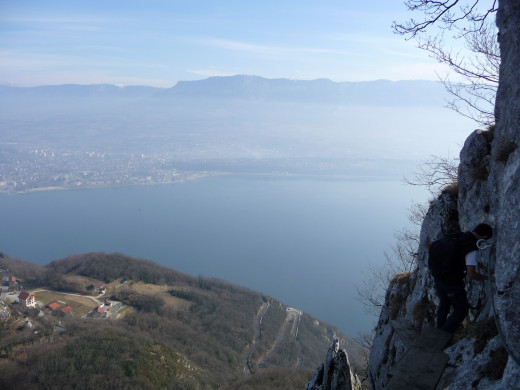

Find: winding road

[244,298,270,374]
[286,307,302,340]
[244,300,303,374]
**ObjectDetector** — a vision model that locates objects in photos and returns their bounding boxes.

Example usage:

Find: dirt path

[244,298,270,374]
[243,303,303,373]
[32,289,102,306]
[257,307,303,368]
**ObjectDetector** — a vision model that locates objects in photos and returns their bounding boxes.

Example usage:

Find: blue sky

[0,0,450,87]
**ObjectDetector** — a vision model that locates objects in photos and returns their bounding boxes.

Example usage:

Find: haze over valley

[0,76,475,193]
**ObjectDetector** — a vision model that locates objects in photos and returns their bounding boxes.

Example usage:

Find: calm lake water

[0,174,427,336]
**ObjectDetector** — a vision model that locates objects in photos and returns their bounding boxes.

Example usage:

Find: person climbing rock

[428,223,493,333]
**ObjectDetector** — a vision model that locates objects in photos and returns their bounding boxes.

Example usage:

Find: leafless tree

[393,1,499,125]
[356,262,392,315]
[356,230,418,316]
[355,330,375,384]
[393,0,497,37]
[403,154,459,196]
[407,200,430,227]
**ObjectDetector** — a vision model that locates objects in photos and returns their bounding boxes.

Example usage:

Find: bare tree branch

[393,0,496,38]
[355,227,420,316]
[394,1,499,125]
[407,201,429,227]
[403,154,459,196]
[393,0,461,37]
[354,330,374,383]
[417,20,499,124]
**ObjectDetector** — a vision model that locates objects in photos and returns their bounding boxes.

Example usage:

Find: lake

[0,174,428,337]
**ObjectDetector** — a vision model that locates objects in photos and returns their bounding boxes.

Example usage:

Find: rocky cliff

[306,339,362,390]
[368,1,520,389]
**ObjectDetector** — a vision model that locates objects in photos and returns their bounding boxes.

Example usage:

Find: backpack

[428,233,467,283]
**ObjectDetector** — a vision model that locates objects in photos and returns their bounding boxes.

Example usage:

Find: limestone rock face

[306,339,361,390]
[457,129,493,231]
[489,0,520,384]
[368,2,520,388]
[368,194,459,390]
[369,127,520,390]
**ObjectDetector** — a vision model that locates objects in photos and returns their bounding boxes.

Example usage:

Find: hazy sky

[0,0,455,87]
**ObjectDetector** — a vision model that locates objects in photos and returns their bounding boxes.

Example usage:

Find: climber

[430,223,493,333]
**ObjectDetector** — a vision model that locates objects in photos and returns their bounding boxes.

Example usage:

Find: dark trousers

[434,278,469,333]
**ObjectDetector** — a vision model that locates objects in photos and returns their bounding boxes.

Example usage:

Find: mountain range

[0,75,447,106]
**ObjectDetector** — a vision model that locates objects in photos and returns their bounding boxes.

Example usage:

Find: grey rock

[306,339,361,390]
[368,2,520,388]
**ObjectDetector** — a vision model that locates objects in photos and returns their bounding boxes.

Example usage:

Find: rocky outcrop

[368,129,520,390]
[306,339,361,390]
[491,2,520,379]
[368,1,520,388]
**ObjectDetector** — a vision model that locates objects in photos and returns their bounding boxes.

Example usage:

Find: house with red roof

[60,305,73,315]
[47,302,60,311]
[88,305,107,318]
[18,291,36,308]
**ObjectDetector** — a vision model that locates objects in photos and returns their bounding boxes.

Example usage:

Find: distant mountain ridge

[0,75,447,106]
[162,75,446,106]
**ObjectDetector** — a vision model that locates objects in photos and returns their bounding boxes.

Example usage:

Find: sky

[0,0,454,87]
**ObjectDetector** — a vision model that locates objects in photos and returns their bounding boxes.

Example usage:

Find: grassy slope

[0,252,362,389]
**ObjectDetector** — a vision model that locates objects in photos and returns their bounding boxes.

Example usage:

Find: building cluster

[0,147,181,193]
[1,267,125,326]
[17,290,74,316]
[46,301,74,316]
[17,291,36,308]
[89,300,113,318]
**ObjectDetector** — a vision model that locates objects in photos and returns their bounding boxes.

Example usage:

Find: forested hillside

[0,252,364,389]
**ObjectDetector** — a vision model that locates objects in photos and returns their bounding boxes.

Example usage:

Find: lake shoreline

[1,171,402,195]
[1,171,225,195]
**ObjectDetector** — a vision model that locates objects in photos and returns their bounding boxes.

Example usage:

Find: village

[0,269,128,327]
